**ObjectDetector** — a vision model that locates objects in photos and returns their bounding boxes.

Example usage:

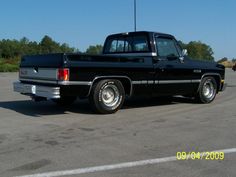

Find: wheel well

[91,77,132,96]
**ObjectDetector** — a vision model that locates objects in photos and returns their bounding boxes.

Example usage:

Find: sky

[0,0,235,60]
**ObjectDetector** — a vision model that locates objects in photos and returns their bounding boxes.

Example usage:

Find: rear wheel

[195,76,217,103]
[52,96,77,106]
[89,79,125,114]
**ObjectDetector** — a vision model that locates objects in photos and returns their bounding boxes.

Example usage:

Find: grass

[0,58,20,72]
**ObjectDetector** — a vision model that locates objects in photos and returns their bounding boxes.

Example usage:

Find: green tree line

[0,35,76,59]
[0,35,216,72]
[0,35,78,72]
[0,36,215,60]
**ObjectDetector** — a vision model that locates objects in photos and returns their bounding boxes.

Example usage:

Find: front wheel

[89,79,125,114]
[195,77,217,103]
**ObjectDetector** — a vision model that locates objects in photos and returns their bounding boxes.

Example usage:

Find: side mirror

[179,49,187,63]
[182,49,188,56]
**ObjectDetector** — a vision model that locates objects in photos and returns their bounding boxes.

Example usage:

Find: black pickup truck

[13,31,226,114]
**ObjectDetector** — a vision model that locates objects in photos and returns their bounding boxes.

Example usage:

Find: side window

[176,43,182,55]
[155,37,179,58]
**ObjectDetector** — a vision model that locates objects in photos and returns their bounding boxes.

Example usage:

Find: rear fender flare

[87,76,133,97]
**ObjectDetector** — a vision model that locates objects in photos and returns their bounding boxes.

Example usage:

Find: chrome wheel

[202,79,215,99]
[101,85,120,107]
[196,76,217,104]
[89,79,125,114]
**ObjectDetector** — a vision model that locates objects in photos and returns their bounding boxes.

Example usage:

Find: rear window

[104,35,150,53]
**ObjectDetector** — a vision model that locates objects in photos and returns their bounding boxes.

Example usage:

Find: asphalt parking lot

[0,69,236,177]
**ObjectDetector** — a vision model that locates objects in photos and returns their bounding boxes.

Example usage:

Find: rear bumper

[13,81,60,99]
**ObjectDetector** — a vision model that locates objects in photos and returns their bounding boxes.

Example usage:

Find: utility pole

[134,0,137,31]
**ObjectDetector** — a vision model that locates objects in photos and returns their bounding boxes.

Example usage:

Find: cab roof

[106,31,174,39]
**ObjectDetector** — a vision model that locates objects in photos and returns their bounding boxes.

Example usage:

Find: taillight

[57,68,69,81]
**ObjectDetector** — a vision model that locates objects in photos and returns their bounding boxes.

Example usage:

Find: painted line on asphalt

[15,148,236,177]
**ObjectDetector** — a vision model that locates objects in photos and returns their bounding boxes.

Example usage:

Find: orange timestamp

[176,151,224,160]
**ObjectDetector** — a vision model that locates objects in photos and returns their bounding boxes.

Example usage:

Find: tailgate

[19,53,65,83]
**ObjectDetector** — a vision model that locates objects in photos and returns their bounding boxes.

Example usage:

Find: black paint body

[20,32,225,98]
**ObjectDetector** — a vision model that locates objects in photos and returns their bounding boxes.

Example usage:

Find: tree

[40,35,61,54]
[179,40,214,61]
[60,43,75,53]
[0,35,77,59]
[86,45,103,54]
[40,36,76,54]
[0,39,21,58]
[27,41,40,55]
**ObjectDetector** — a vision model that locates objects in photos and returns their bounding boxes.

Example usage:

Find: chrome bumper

[13,81,60,99]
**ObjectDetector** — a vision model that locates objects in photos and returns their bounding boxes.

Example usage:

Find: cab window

[104,35,150,53]
[155,37,180,59]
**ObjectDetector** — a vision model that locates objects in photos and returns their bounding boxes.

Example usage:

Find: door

[153,36,196,96]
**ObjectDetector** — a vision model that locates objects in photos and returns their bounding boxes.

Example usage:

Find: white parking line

[15,148,236,177]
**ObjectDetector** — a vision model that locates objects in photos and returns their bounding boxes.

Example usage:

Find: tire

[89,79,125,114]
[195,76,217,103]
[52,96,77,106]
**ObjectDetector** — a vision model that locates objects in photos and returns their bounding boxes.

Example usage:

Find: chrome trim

[20,78,92,86]
[159,80,191,84]
[132,81,142,84]
[104,52,157,57]
[141,80,148,84]
[132,80,148,84]
[88,76,133,97]
[147,80,154,84]
[132,79,200,85]
[191,79,201,83]
[20,78,57,84]
[58,81,92,85]
[200,73,222,81]
[13,81,60,99]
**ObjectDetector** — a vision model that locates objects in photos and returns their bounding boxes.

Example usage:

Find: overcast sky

[0,0,235,60]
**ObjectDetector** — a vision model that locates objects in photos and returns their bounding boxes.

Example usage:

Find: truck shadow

[0,100,92,117]
[123,96,195,109]
[0,96,195,117]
